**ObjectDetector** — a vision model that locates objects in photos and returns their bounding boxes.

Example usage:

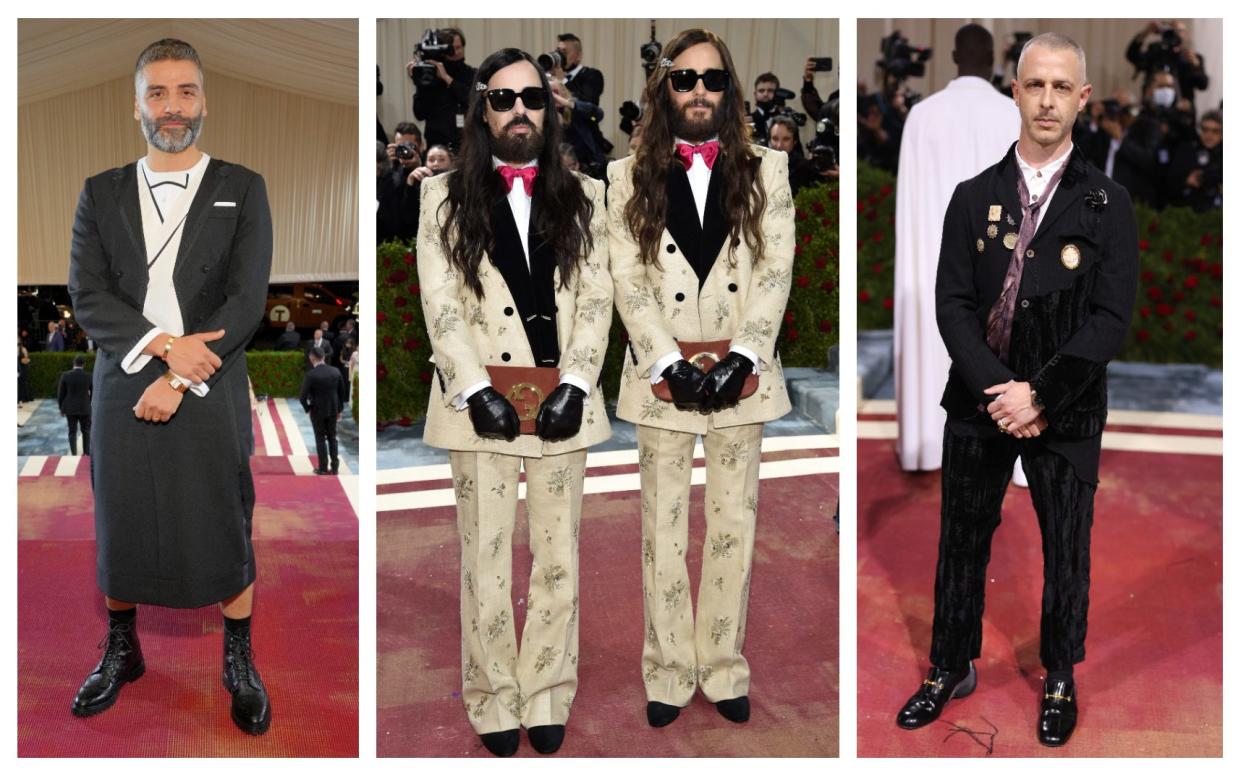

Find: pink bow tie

[497,165,538,195]
[675,140,719,170]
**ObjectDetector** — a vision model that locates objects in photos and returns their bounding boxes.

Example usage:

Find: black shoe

[895,662,977,730]
[646,701,681,727]
[1038,677,1078,747]
[314,468,328,475]
[480,729,520,757]
[222,627,271,735]
[716,695,750,723]
[71,620,145,717]
[527,724,565,754]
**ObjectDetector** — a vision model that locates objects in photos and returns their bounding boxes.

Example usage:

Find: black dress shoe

[480,729,520,757]
[71,620,145,717]
[646,701,681,727]
[716,695,750,723]
[1038,677,1078,747]
[527,724,565,754]
[895,662,977,730]
[222,627,271,735]
[314,468,328,475]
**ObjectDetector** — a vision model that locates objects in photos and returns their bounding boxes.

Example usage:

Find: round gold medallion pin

[1061,243,1081,270]
[986,224,998,239]
[1002,232,1018,250]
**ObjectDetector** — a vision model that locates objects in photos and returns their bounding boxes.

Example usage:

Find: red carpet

[377,446,839,757]
[18,461,359,757]
[857,419,1222,757]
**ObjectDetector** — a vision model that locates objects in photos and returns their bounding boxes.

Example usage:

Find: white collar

[139,152,210,180]
[565,64,584,79]
[947,75,996,90]
[1015,143,1073,176]
[673,135,719,147]
[492,155,539,170]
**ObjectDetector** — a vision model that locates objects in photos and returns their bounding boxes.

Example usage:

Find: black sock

[223,615,252,635]
[108,607,136,626]
[1046,668,1073,684]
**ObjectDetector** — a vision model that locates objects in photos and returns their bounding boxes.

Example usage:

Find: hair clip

[659,58,674,68]
[474,82,487,91]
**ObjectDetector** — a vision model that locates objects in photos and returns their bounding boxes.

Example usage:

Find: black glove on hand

[702,351,754,411]
[535,383,587,441]
[662,359,709,411]
[466,386,521,441]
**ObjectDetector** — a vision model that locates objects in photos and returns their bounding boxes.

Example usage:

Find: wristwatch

[165,371,190,394]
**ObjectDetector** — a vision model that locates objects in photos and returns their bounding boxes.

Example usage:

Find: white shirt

[1014,142,1073,230]
[122,153,212,397]
[451,159,591,409]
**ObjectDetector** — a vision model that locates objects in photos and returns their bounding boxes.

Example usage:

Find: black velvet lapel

[665,163,702,271]
[699,165,728,280]
[488,189,559,366]
[489,191,535,321]
[526,195,560,365]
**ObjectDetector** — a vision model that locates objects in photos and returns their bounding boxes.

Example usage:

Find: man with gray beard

[67,38,274,734]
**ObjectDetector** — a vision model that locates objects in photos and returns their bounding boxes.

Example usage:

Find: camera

[411,28,453,88]
[808,92,839,173]
[394,142,419,163]
[619,100,643,136]
[537,50,565,72]
[1133,23,1187,79]
[878,31,932,81]
[639,20,662,78]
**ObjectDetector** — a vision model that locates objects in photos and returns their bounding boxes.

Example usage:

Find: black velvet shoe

[716,696,750,723]
[646,701,681,727]
[222,626,271,735]
[895,662,977,730]
[480,729,520,757]
[71,620,145,717]
[527,724,565,754]
[1038,677,1078,747]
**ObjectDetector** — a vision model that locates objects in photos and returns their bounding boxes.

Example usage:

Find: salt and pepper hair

[134,38,205,93]
[1017,32,1088,84]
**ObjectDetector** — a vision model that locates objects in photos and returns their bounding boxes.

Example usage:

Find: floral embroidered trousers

[450,448,587,734]
[636,422,764,706]
[930,424,1097,672]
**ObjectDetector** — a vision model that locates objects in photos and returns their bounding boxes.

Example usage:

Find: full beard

[141,112,204,154]
[672,99,725,144]
[491,118,545,164]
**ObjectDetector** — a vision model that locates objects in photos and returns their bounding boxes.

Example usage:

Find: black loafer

[71,621,145,717]
[896,662,976,730]
[527,724,565,754]
[716,695,750,723]
[1038,677,1078,747]
[646,701,681,727]
[480,729,520,757]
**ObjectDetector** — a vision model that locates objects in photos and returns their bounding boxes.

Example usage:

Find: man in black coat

[305,327,333,369]
[66,39,273,735]
[274,321,301,351]
[895,33,1137,748]
[57,354,92,455]
[408,27,475,150]
[299,346,348,475]
[555,34,610,176]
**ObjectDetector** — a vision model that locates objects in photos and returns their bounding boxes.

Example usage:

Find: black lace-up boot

[71,611,145,717]
[222,618,271,735]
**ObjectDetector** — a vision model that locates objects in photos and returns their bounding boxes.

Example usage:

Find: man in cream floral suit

[417,48,611,757]
[607,28,795,728]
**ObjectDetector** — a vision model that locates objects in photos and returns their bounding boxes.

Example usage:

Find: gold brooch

[1003,232,1019,250]
[988,205,1002,222]
[986,224,998,239]
[1061,244,1081,270]
[976,239,985,253]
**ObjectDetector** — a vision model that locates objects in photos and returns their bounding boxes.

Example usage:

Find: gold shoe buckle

[1044,693,1072,702]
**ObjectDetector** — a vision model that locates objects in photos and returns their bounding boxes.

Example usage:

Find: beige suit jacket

[607,145,795,434]
[417,172,612,457]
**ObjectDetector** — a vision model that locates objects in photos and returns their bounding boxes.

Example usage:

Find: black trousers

[311,414,339,472]
[66,413,91,456]
[929,423,1097,672]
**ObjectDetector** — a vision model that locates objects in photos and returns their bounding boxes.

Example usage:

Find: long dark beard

[491,116,545,163]
[671,99,723,143]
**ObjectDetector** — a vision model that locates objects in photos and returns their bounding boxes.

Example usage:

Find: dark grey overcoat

[68,158,272,607]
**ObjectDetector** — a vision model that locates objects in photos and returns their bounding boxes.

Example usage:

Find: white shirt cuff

[171,370,210,397]
[122,328,163,374]
[648,350,683,384]
[560,373,591,398]
[729,345,762,373]
[452,380,491,411]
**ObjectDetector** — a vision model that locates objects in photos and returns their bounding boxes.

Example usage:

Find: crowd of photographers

[860,21,1222,213]
[377,27,840,243]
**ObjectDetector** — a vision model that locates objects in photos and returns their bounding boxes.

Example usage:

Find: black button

[728,283,738,292]
[1020,299,1030,309]
[504,306,514,316]
[674,292,685,302]
[501,352,511,362]
[666,244,676,253]
[201,264,210,273]
[114,270,123,278]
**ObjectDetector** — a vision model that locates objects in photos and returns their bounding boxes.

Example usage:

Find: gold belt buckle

[505,382,545,422]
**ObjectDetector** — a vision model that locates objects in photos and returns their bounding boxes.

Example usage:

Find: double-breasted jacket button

[728,282,738,292]
[1026,249,1035,258]
[201,264,211,273]
[501,352,511,362]
[666,243,677,253]
[674,292,685,302]
[504,306,514,316]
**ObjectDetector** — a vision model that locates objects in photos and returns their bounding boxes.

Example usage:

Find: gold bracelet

[162,336,176,360]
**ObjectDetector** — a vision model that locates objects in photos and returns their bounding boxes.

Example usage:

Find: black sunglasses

[484,87,547,112]
[668,68,730,93]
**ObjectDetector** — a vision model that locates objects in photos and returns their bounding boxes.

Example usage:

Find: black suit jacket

[57,367,92,416]
[299,363,348,420]
[936,143,1138,482]
[306,338,334,368]
[275,331,301,351]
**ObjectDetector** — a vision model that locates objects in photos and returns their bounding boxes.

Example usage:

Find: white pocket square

[213,201,236,207]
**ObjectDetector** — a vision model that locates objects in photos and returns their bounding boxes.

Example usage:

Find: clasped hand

[983,379,1047,438]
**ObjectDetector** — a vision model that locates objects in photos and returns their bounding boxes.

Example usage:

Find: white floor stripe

[54,456,81,477]
[17,399,42,427]
[376,433,839,484]
[860,398,1222,431]
[858,420,898,439]
[19,456,47,477]
[273,398,310,457]
[378,454,838,512]
[255,400,281,456]
[339,474,360,519]
[859,399,896,415]
[289,455,316,475]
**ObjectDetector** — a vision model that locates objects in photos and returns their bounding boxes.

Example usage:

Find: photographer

[378,122,425,243]
[1114,70,1193,208]
[750,73,781,145]
[406,27,475,150]
[768,115,834,196]
[1166,109,1222,212]
[802,58,825,120]
[1126,20,1209,110]
[547,33,610,178]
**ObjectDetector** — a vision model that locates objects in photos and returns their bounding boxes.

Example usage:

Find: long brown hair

[623,29,766,268]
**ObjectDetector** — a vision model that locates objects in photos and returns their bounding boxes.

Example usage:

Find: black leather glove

[466,386,521,441]
[535,383,587,441]
[702,351,754,411]
[662,359,709,411]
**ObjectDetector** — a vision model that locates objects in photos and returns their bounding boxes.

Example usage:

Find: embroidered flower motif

[668,498,683,527]
[736,318,773,346]
[489,530,505,558]
[490,482,507,498]
[485,611,509,643]
[635,334,654,356]
[638,447,656,472]
[463,570,475,599]
[577,296,610,324]
[432,304,460,338]
[662,580,687,611]
[467,304,487,331]
[546,466,574,496]
[710,616,733,645]
[646,621,659,648]
[643,665,659,683]
[719,441,750,469]
[714,299,731,330]
[534,646,562,673]
[567,346,598,373]
[709,532,738,560]
[757,268,791,293]
[640,398,667,420]
[543,564,568,592]
[506,691,528,718]
[568,595,579,628]
[464,656,480,683]
[642,538,655,567]
[468,697,486,719]
[625,283,652,315]
[678,665,697,690]
[712,576,725,591]
[698,665,714,684]
[453,475,474,502]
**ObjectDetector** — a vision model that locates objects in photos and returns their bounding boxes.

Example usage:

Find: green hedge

[857,161,1223,368]
[24,350,304,398]
[377,179,841,423]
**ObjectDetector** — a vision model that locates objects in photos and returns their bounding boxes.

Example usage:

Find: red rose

[387,269,408,284]
[796,275,811,288]
[872,262,885,275]
[785,328,799,342]
[1139,239,1150,251]
[1136,330,1151,343]
[1184,330,1198,341]
[883,297,894,310]
[1200,234,1212,246]
[796,209,807,221]
[1185,275,1200,290]
[1141,271,1155,282]
[401,312,414,324]
[872,231,884,243]
[408,283,421,296]
[812,201,825,215]
[394,297,407,307]
[376,363,387,381]
[1148,221,1159,234]
[820,280,835,292]
[859,290,871,302]
[814,257,828,270]
[1139,306,1151,318]
[377,312,387,323]
[383,335,393,347]
[802,232,813,245]
[829,189,839,201]
[404,252,415,265]
[1155,303,1173,316]
[404,338,419,351]
[1184,310,1197,322]
[856,202,865,212]
[1146,287,1162,301]
[419,370,432,384]
[821,217,832,227]
[880,184,893,196]
[784,311,795,324]
[818,319,833,332]
[795,245,804,257]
